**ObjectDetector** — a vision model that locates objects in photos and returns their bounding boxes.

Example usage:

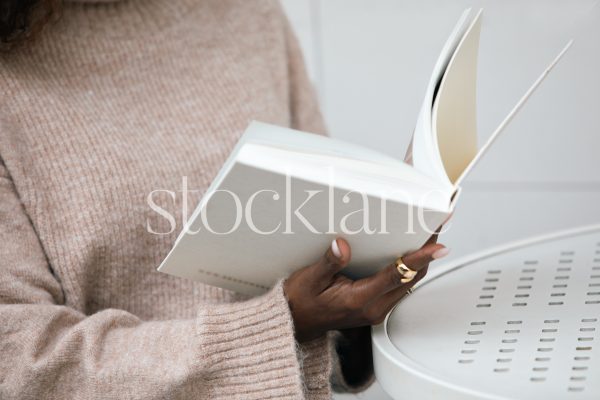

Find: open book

[158,9,571,295]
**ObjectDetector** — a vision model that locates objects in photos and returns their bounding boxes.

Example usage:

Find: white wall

[280,1,600,399]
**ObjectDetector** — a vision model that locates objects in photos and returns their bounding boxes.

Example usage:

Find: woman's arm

[0,159,328,400]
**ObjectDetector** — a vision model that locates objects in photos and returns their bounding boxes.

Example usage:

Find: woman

[0,0,448,399]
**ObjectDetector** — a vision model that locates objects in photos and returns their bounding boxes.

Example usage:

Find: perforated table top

[372,225,600,400]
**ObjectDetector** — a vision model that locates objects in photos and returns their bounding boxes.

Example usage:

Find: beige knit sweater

[0,0,371,398]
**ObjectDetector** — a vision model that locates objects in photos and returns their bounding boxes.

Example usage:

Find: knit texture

[0,0,369,398]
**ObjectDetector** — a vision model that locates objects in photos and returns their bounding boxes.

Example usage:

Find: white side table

[373,225,600,400]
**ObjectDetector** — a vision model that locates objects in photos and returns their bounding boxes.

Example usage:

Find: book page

[409,8,475,191]
[432,10,482,184]
[453,39,573,187]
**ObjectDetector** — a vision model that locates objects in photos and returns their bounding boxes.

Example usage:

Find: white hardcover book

[158,9,572,295]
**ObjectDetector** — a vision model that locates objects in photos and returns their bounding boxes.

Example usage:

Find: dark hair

[0,0,60,50]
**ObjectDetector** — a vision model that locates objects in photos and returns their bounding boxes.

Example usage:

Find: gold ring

[395,258,417,283]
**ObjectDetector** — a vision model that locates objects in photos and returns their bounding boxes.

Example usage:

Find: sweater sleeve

[0,159,329,399]
[280,7,374,394]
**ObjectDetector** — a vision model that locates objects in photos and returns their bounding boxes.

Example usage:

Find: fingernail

[331,239,341,259]
[432,247,450,259]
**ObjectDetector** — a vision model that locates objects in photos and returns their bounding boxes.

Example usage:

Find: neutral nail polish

[432,247,450,259]
[331,239,341,258]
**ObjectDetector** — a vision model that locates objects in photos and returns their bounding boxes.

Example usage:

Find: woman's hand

[284,236,448,343]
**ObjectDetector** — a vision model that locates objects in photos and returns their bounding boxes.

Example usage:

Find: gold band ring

[395,258,417,284]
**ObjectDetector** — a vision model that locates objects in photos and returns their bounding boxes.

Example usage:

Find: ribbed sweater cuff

[298,334,332,397]
[196,280,332,399]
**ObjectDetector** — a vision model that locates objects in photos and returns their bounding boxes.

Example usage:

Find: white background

[280,1,600,398]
